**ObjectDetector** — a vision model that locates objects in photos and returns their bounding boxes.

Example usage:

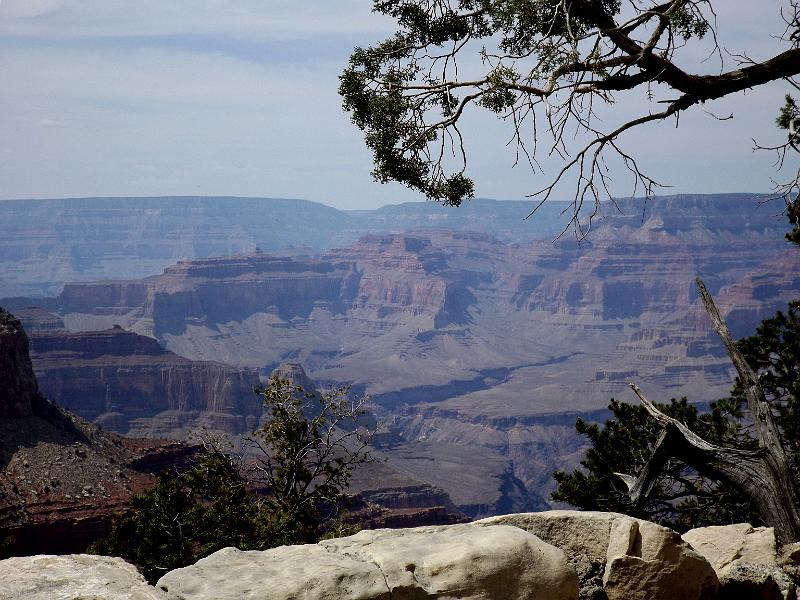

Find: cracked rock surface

[156,523,579,600]
[479,511,719,600]
[683,524,797,600]
[0,554,167,600]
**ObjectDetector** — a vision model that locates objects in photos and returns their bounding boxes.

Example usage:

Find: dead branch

[618,278,800,546]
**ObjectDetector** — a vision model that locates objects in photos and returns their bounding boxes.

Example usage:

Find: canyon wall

[0,307,202,554]
[0,311,468,553]
[4,193,798,514]
[24,325,263,438]
[0,196,571,297]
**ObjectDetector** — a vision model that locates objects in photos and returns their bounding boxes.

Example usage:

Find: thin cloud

[0,2,797,208]
[0,0,395,41]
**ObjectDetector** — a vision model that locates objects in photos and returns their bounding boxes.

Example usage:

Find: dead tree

[617,278,800,547]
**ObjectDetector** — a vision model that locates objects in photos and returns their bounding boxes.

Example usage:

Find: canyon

[0,309,468,554]
[0,196,571,297]
[3,193,797,514]
[15,308,264,439]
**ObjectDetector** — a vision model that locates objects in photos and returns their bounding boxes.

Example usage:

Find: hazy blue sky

[1,1,797,209]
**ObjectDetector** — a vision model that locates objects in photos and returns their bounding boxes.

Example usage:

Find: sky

[0,0,798,210]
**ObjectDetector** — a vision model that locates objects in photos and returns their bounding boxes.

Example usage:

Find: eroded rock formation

[8,514,800,600]
[480,511,719,600]
[27,326,262,437]
[4,194,798,514]
[14,511,799,600]
[0,554,167,600]
[0,308,201,555]
[684,524,797,600]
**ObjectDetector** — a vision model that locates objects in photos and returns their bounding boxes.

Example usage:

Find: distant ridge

[0,193,780,296]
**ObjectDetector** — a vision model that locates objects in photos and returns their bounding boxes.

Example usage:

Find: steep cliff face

[0,308,39,418]
[147,254,357,338]
[0,309,201,555]
[0,315,466,553]
[12,307,66,335]
[27,327,262,437]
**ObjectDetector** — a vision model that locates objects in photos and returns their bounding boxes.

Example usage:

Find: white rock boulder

[683,523,796,600]
[156,545,389,600]
[479,510,718,600]
[0,554,167,600]
[321,523,579,600]
[157,523,579,600]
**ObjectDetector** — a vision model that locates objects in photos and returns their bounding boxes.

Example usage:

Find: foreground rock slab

[479,510,718,600]
[683,523,797,600]
[158,545,388,600]
[0,554,166,600]
[157,523,579,600]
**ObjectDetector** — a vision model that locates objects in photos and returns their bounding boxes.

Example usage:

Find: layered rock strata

[27,326,262,437]
[5,195,798,514]
[0,308,201,555]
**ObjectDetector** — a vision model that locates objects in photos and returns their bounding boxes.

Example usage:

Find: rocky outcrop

[157,524,580,600]
[479,511,719,600]
[0,554,167,600]
[10,516,796,600]
[270,361,318,393]
[28,326,262,437]
[0,308,202,555]
[161,545,391,600]
[0,401,200,555]
[683,524,797,600]
[0,308,39,418]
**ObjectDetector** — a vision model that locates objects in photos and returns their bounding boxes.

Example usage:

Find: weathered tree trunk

[617,278,800,546]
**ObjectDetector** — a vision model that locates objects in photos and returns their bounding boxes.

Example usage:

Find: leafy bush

[90,446,273,583]
[92,376,373,583]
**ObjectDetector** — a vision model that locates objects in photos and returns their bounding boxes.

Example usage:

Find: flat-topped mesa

[345,233,433,254]
[0,306,39,418]
[147,253,359,335]
[611,193,787,240]
[162,253,344,281]
[327,233,439,271]
[31,326,168,360]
